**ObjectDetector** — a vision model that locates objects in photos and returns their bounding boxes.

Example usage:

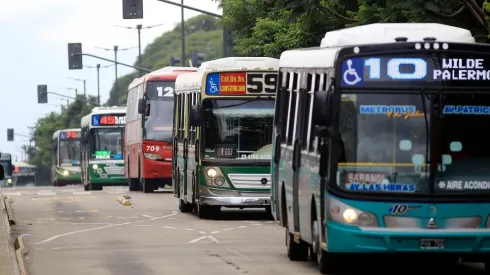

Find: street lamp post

[114,23,164,75]
[66,77,86,98]
[84,63,113,106]
[62,87,78,97]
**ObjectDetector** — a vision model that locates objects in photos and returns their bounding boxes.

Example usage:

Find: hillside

[107,14,224,106]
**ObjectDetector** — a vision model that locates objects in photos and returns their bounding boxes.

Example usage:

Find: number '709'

[146,145,160,152]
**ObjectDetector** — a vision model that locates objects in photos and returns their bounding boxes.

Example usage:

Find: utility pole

[114,45,119,103]
[181,0,185,65]
[62,87,78,97]
[66,77,86,98]
[114,23,165,76]
[84,63,113,106]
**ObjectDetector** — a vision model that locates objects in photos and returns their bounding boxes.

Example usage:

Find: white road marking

[75,210,99,213]
[36,221,133,244]
[37,191,56,196]
[210,231,221,234]
[163,226,176,229]
[106,191,127,194]
[142,215,155,218]
[223,228,234,231]
[79,217,85,220]
[116,216,139,219]
[251,223,263,226]
[61,189,77,192]
[226,248,254,262]
[149,211,178,220]
[132,224,151,227]
[72,191,91,195]
[188,231,220,244]
[184,228,195,231]
[237,226,247,229]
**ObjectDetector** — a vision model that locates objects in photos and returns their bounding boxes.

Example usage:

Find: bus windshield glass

[0,161,11,176]
[89,128,124,160]
[203,99,274,160]
[337,93,430,194]
[59,139,80,166]
[144,81,175,142]
[434,93,490,194]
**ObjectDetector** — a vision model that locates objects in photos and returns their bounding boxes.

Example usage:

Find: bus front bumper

[200,196,271,207]
[327,221,490,254]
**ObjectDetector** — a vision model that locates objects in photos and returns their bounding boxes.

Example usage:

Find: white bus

[80,106,127,191]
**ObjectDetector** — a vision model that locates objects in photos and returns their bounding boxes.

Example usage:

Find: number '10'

[364,58,428,80]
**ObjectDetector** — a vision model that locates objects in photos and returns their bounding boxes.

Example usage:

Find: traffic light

[191,51,204,67]
[7,129,13,142]
[68,43,83,70]
[37,84,48,103]
[170,56,180,66]
[123,0,143,19]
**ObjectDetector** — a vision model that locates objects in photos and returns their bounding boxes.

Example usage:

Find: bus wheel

[91,184,102,191]
[83,183,90,191]
[179,199,193,213]
[286,226,308,261]
[197,204,219,219]
[142,178,155,193]
[128,178,139,191]
[312,219,335,274]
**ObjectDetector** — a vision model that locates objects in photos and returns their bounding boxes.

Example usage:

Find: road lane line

[37,191,56,196]
[2,192,21,196]
[149,211,178,220]
[198,231,207,234]
[36,221,133,244]
[188,236,207,243]
[162,226,176,229]
[73,191,91,195]
[184,228,195,231]
[132,224,151,227]
[236,226,247,229]
[116,216,139,219]
[210,231,221,234]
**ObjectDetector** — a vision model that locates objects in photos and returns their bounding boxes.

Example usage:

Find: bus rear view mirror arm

[190,105,200,126]
[137,98,145,115]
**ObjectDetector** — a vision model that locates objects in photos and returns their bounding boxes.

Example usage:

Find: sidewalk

[0,191,16,275]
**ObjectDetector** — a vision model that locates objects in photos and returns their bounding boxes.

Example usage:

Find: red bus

[125,66,198,192]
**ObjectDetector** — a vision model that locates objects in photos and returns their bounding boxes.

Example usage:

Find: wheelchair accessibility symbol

[341,58,363,87]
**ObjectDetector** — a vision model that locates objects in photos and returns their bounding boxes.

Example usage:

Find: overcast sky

[0,0,220,161]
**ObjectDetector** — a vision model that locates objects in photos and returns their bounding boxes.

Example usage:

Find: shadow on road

[209,208,273,221]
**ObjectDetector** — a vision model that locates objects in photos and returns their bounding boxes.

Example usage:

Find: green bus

[173,57,279,219]
[51,128,82,186]
[0,153,13,187]
[80,106,127,191]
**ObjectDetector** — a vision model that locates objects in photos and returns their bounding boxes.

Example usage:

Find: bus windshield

[89,128,124,160]
[59,139,80,166]
[202,99,274,160]
[434,93,490,194]
[144,81,175,142]
[0,161,11,176]
[337,93,430,194]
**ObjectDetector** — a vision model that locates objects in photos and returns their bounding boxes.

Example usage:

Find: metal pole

[223,27,228,57]
[75,88,78,96]
[137,25,142,76]
[181,0,185,66]
[66,99,69,107]
[114,45,119,105]
[83,80,86,98]
[97,64,101,106]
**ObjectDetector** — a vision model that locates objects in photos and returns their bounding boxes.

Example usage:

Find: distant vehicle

[80,106,127,191]
[12,161,36,186]
[272,23,490,273]
[125,66,197,193]
[0,153,14,187]
[51,128,82,186]
[173,57,279,219]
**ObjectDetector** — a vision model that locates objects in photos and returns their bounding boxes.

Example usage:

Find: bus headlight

[63,170,69,176]
[207,168,217,178]
[215,176,225,186]
[7,179,11,184]
[144,153,162,160]
[92,164,98,170]
[328,197,378,227]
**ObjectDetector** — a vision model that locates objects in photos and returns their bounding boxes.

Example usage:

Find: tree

[218,0,490,57]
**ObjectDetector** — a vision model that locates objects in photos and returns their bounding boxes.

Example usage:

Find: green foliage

[106,14,224,106]
[219,0,489,57]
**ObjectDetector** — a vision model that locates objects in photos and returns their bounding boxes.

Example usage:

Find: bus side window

[301,73,314,151]
[312,73,328,154]
[286,72,298,146]
[277,71,290,143]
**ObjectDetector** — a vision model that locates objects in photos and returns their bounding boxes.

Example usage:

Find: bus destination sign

[92,114,126,126]
[339,54,490,88]
[205,72,277,95]
[60,131,80,140]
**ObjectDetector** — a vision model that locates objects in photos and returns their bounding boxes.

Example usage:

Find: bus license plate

[420,239,445,249]
[100,174,108,179]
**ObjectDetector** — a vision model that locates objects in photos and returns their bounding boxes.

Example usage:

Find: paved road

[4,185,487,275]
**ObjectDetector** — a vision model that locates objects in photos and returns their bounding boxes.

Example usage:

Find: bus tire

[312,218,334,274]
[286,226,308,261]
[485,261,490,274]
[179,199,193,213]
[91,184,102,191]
[142,178,155,193]
[84,183,90,191]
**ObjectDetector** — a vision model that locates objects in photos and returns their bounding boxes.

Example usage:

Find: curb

[117,196,131,206]
[3,196,15,225]
[14,235,28,275]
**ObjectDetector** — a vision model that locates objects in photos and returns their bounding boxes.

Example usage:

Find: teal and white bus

[52,128,82,186]
[80,106,127,191]
[0,153,13,187]
[271,23,490,273]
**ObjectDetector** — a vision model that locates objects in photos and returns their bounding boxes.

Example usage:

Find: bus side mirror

[0,164,4,180]
[137,99,145,114]
[52,140,57,150]
[190,105,200,126]
[11,165,15,174]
